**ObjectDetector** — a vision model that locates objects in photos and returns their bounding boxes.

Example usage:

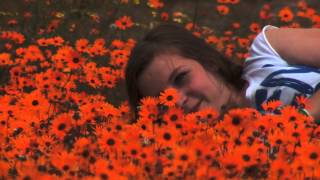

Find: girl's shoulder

[244,25,288,70]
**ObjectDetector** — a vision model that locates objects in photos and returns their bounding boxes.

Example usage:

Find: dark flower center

[32,100,39,106]
[170,114,178,121]
[242,154,250,162]
[107,138,115,146]
[310,152,318,160]
[180,154,188,161]
[58,123,66,130]
[72,58,80,63]
[163,133,171,140]
[232,117,240,125]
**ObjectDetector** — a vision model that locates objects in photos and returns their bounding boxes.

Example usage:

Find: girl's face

[138,53,247,114]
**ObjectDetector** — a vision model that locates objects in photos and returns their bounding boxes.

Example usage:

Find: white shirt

[241,25,320,111]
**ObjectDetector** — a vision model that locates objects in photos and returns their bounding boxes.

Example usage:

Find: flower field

[1,0,320,179]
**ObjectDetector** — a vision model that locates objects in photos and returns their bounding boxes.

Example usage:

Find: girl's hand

[306,90,320,120]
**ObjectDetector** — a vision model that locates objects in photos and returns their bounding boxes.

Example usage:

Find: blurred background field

[1,0,320,106]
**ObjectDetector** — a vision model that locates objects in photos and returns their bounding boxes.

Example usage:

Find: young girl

[125,23,320,120]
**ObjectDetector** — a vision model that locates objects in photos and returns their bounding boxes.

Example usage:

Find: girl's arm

[265,27,320,68]
[305,91,320,120]
[265,27,320,120]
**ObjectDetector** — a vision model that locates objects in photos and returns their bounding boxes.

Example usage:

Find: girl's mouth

[189,99,202,113]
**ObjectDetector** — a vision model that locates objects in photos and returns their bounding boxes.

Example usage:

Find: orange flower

[97,130,121,154]
[159,88,179,107]
[260,9,272,20]
[196,107,219,126]
[185,22,198,31]
[48,36,65,46]
[37,38,49,46]
[50,113,73,140]
[259,4,272,20]
[249,22,261,33]
[217,152,241,173]
[0,161,10,177]
[126,38,136,49]
[237,38,249,48]
[121,138,141,159]
[135,116,154,136]
[173,146,196,168]
[232,145,259,168]
[115,16,134,30]
[0,31,25,44]
[296,142,320,168]
[232,22,241,29]
[24,45,45,62]
[268,158,291,178]
[295,95,312,109]
[93,38,106,46]
[140,96,159,107]
[148,0,164,9]
[18,89,50,114]
[75,38,89,53]
[261,99,282,113]
[46,19,61,33]
[216,5,229,15]
[139,97,159,121]
[215,108,254,137]
[0,53,13,66]
[91,159,124,179]
[160,12,169,21]
[193,31,201,37]
[280,105,314,133]
[50,151,78,171]
[110,49,129,60]
[229,0,240,4]
[206,35,219,45]
[155,126,181,146]
[163,106,184,124]
[64,50,86,70]
[139,105,159,122]
[88,44,108,57]
[4,43,12,50]
[110,49,129,67]
[7,19,17,26]
[268,129,288,146]
[15,47,26,56]
[118,101,132,119]
[36,134,56,152]
[11,135,31,153]
[111,39,125,49]
[278,7,294,22]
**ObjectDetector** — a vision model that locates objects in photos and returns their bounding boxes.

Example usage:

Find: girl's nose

[176,90,188,109]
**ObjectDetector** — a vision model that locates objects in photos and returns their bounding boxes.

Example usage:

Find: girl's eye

[174,71,189,86]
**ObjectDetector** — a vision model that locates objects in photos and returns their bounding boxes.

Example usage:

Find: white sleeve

[244,25,289,70]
